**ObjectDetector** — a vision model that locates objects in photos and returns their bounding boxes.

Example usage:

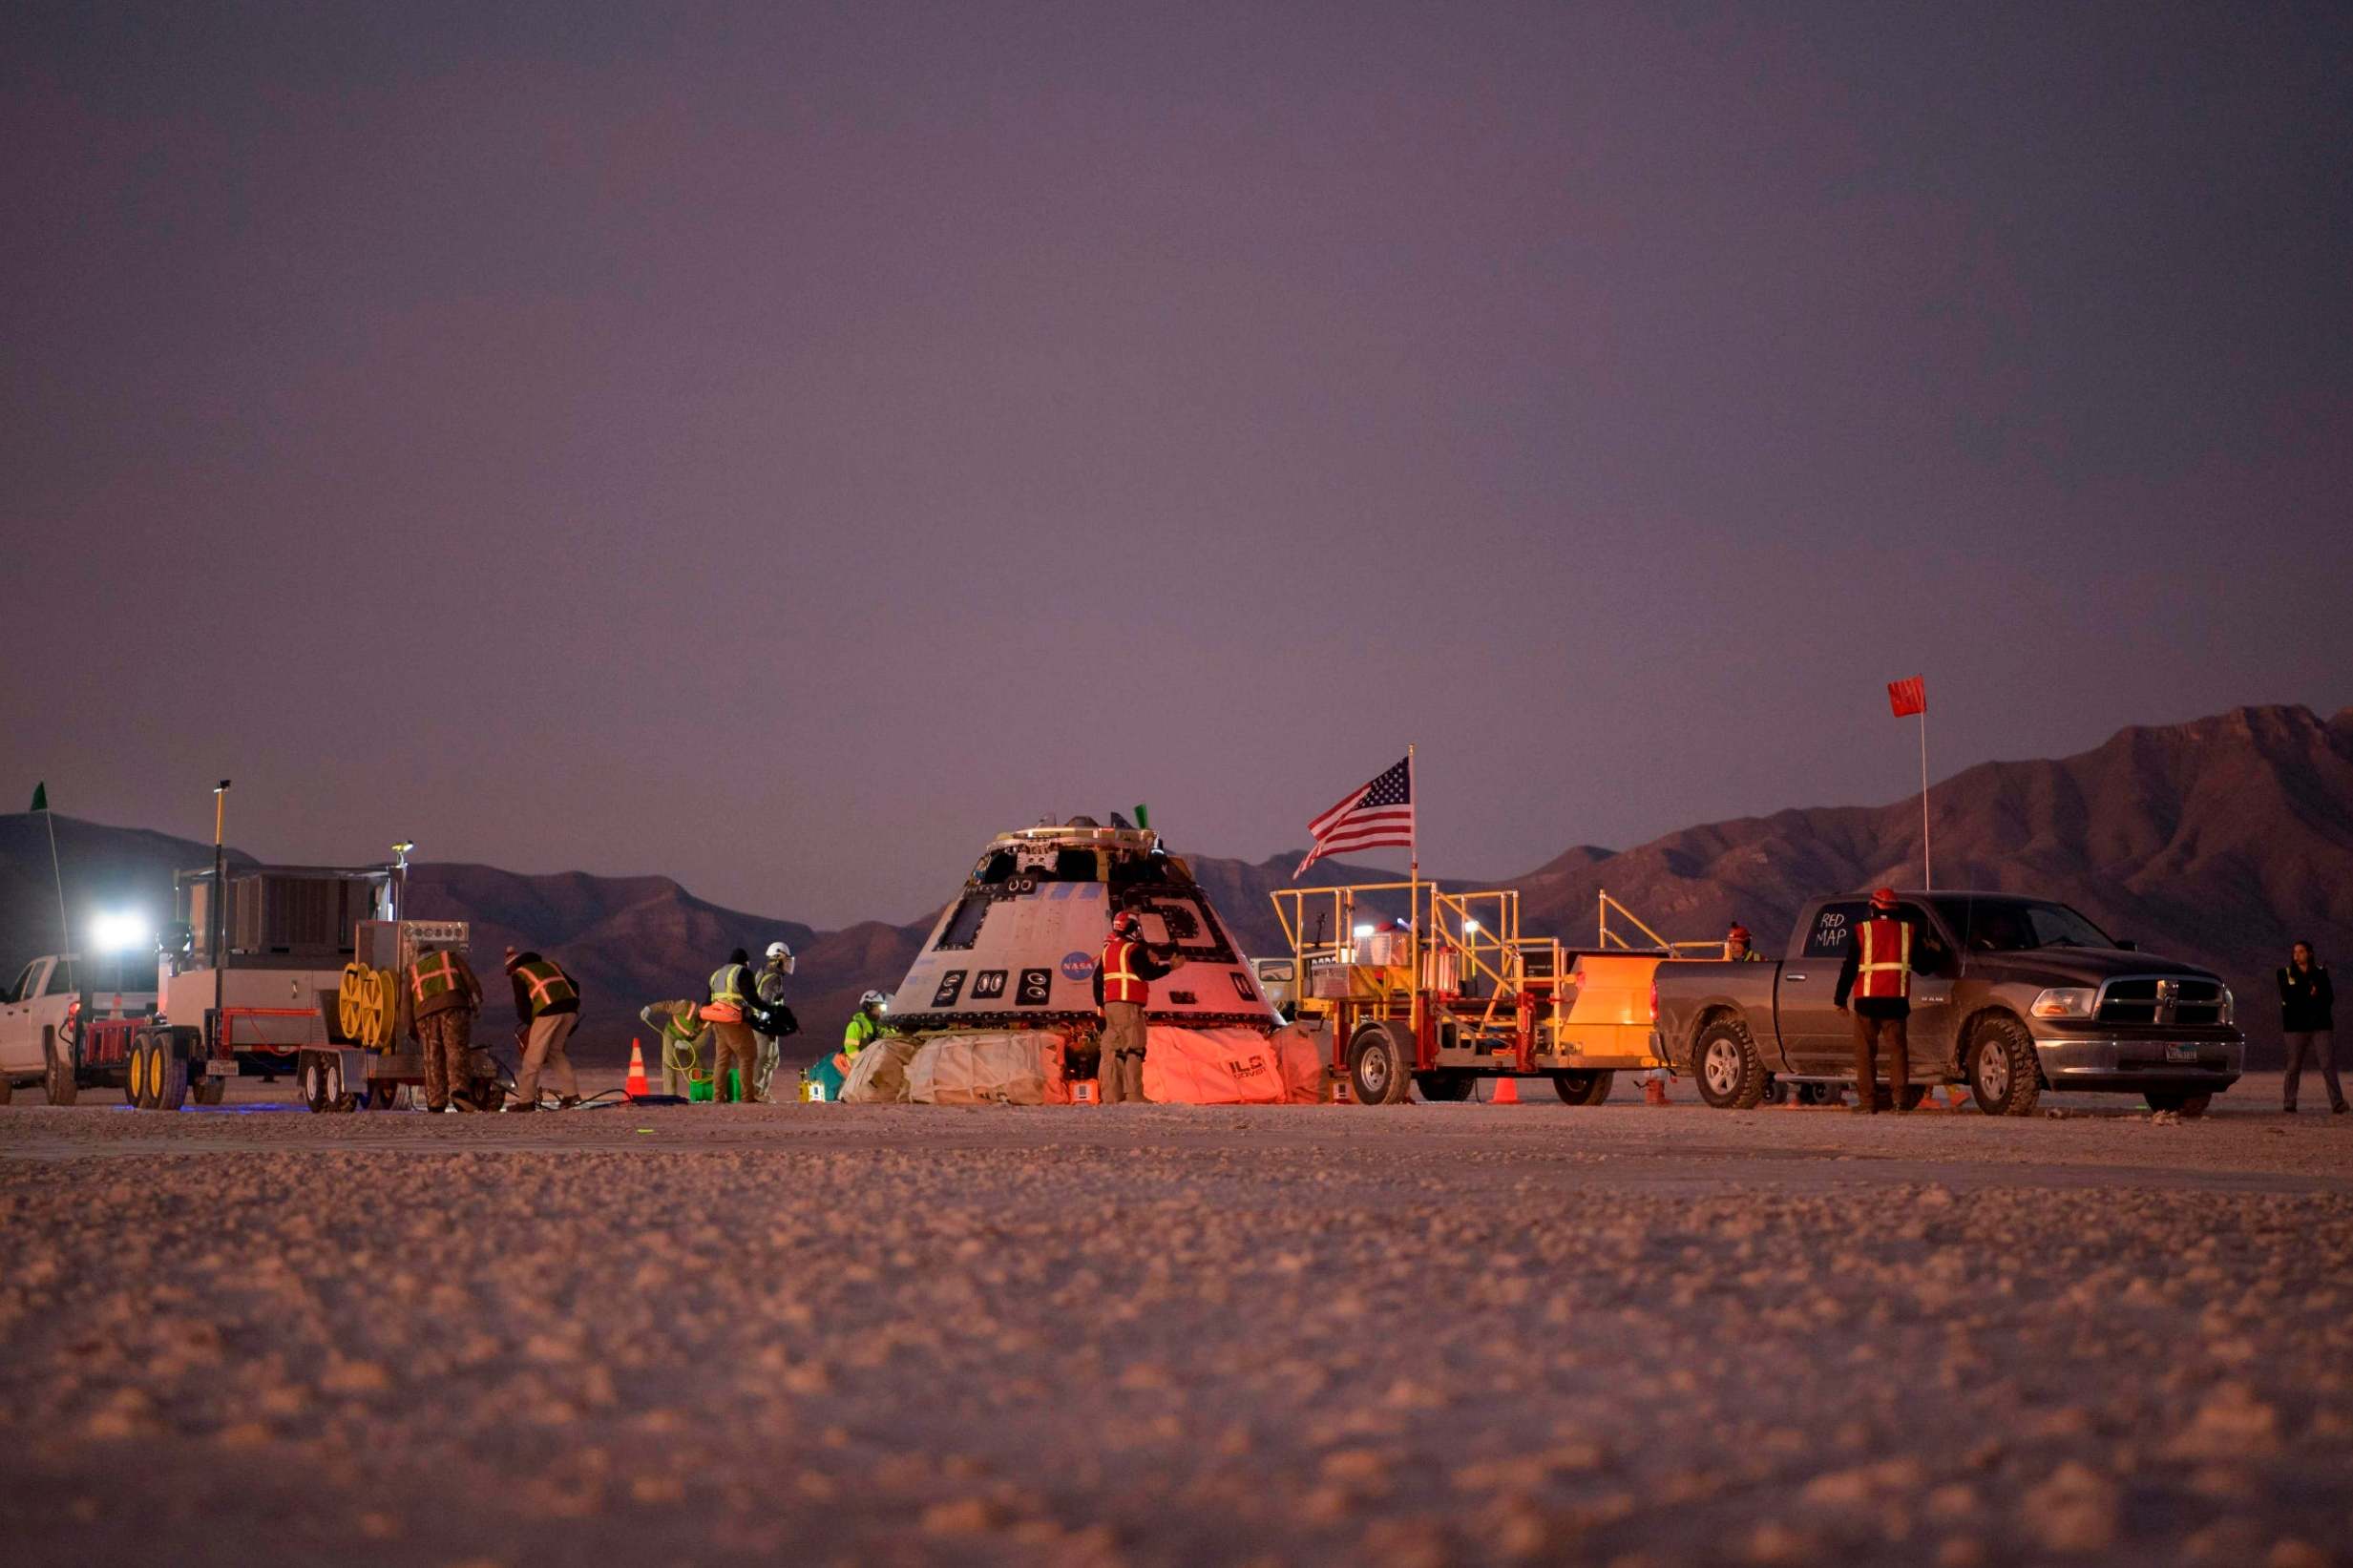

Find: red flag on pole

[1887,676,1925,718]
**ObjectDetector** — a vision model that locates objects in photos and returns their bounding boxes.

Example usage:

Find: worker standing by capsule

[752,941,797,1103]
[407,942,484,1113]
[503,946,583,1113]
[1834,889,1914,1114]
[706,947,762,1104]
[1093,910,1179,1104]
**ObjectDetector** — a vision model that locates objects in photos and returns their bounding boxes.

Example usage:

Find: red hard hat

[1728,924,1752,942]
[1110,910,1142,935]
[1870,888,1900,911]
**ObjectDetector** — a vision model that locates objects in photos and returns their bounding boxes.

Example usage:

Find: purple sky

[6,3,2349,928]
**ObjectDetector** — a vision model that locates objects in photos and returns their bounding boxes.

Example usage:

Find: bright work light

[90,910,153,953]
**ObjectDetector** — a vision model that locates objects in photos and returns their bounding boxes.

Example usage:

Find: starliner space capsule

[889,818,1278,1038]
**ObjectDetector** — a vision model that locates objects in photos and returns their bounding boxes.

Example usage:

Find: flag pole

[1407,742,1420,1045]
[40,789,74,993]
[1918,704,1932,892]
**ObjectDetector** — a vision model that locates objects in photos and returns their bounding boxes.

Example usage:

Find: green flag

[30,782,46,812]
[1133,803,1150,830]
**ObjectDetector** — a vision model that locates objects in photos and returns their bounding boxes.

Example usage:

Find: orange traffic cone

[624,1037,652,1098]
[1491,1077,1521,1105]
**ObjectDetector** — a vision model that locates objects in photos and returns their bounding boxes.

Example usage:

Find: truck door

[1780,902,1869,1072]
[1895,902,1962,1078]
[0,959,49,1073]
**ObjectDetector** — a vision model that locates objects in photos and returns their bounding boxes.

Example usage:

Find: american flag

[1295,755,1415,878]
[1887,675,1926,719]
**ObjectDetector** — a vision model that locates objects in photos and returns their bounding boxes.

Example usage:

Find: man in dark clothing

[1835,888,1917,1114]
[2279,941,2342,1115]
[503,946,582,1112]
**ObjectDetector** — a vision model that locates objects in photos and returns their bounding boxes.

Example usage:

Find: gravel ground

[2,1078,2348,1568]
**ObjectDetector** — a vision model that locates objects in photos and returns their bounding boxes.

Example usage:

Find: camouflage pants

[418,1008,474,1109]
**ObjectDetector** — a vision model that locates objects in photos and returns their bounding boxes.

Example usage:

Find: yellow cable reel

[337,963,399,1051]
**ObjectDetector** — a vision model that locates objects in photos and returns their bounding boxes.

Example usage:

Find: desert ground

[2,1076,2347,1568]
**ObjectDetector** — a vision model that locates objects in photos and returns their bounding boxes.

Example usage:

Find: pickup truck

[1650,890,2243,1117]
[0,952,159,1104]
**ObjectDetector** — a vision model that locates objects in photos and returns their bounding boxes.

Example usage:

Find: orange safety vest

[1100,935,1148,1007]
[1853,916,1913,1001]
[514,958,578,1016]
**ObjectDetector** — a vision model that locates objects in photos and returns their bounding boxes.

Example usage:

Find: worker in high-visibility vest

[639,998,711,1098]
[705,948,762,1103]
[752,941,797,1102]
[406,944,484,1113]
[1091,910,1181,1104]
[1725,923,1762,962]
[502,946,583,1112]
[1834,889,1915,1114]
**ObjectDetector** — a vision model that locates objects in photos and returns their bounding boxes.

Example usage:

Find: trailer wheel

[1965,1015,2040,1118]
[1551,1069,1615,1106]
[365,1078,404,1111]
[1414,1071,1476,1101]
[1347,1021,1415,1106]
[45,1034,79,1106]
[125,1035,156,1108]
[1693,1016,1768,1110]
[151,1041,189,1112]
[299,1053,335,1114]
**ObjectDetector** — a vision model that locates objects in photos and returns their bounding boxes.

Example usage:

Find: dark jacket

[1092,945,1174,1009]
[2279,964,2334,1032]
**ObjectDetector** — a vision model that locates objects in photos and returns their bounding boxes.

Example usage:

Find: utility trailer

[1271,881,1713,1105]
[104,863,397,1110]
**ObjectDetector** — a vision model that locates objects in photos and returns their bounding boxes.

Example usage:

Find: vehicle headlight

[2217,988,2234,1026]
[2029,987,2098,1019]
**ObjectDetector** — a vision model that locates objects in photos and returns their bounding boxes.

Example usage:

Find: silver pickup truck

[1651,890,2243,1117]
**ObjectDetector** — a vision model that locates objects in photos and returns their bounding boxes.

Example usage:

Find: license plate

[204,1059,239,1077]
[2165,1044,2197,1064]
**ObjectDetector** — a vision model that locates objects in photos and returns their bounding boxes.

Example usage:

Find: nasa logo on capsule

[1060,951,1093,982]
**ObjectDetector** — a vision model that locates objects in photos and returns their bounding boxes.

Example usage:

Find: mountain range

[8,702,2347,1067]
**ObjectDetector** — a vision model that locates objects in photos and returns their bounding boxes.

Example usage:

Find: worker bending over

[1835,889,1915,1114]
[706,948,763,1104]
[640,998,711,1098]
[408,942,484,1113]
[504,946,583,1112]
[753,941,796,1102]
[1093,910,1181,1104]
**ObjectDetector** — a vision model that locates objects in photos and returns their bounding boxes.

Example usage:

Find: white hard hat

[766,941,793,960]
[859,990,888,1011]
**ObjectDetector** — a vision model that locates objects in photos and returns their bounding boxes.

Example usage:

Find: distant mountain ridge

[6,702,2345,1065]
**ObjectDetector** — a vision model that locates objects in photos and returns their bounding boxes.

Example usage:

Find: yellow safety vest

[709,964,749,1007]
[514,959,578,1015]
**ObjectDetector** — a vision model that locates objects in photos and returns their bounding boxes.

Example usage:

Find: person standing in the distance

[1093,910,1179,1104]
[752,941,797,1103]
[705,948,763,1104]
[502,946,583,1113]
[406,941,484,1113]
[2279,941,2342,1115]
[1834,889,1914,1115]
[1725,923,1762,961]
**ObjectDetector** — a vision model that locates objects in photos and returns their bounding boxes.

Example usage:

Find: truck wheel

[299,1054,331,1114]
[45,1035,79,1106]
[151,1044,189,1111]
[2145,1090,2213,1118]
[1347,1021,1415,1106]
[1693,1017,1768,1109]
[1414,1071,1475,1101]
[126,1035,156,1108]
[1965,1016,2040,1117]
[1551,1069,1614,1106]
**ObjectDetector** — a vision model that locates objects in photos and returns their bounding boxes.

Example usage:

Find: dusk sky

[5,3,2348,928]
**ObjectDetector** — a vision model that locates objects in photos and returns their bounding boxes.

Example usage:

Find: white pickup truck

[0,952,159,1104]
